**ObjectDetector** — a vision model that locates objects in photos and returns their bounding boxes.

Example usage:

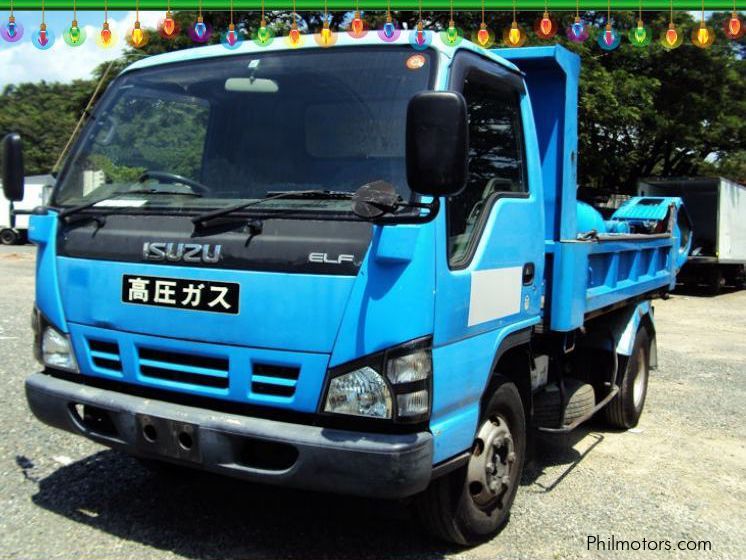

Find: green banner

[7,1,741,10]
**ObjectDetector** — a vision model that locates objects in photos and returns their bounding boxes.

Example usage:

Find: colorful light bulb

[604,25,613,45]
[69,20,81,43]
[383,18,395,38]
[132,21,145,46]
[566,16,588,43]
[321,21,331,44]
[697,23,708,44]
[100,21,112,44]
[572,18,584,38]
[257,19,269,42]
[477,22,489,46]
[540,12,552,36]
[666,25,678,45]
[415,21,425,46]
[440,19,462,46]
[729,14,741,35]
[635,22,646,42]
[508,22,520,45]
[162,10,176,37]
[351,11,363,35]
[289,23,300,44]
[598,22,621,50]
[38,22,48,45]
[2,14,23,42]
[32,21,54,49]
[194,16,207,38]
[226,22,237,45]
[535,10,558,39]
[725,11,743,39]
[7,15,16,37]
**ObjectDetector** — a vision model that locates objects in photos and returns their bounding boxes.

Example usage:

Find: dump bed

[496,46,689,331]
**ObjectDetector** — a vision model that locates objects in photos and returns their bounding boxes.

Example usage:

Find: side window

[447,73,527,265]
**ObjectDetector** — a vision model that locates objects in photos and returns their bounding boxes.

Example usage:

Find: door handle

[522,263,535,285]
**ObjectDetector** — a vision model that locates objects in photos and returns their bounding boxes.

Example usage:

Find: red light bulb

[351,11,363,35]
[289,23,300,44]
[163,11,176,36]
[729,13,741,36]
[39,22,48,45]
[101,21,112,44]
[540,12,552,36]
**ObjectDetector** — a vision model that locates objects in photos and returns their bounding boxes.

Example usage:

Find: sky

[0,10,163,88]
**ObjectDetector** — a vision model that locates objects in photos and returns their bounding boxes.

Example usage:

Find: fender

[582,300,657,368]
[430,319,537,464]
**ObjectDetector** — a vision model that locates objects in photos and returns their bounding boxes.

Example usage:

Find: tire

[603,327,650,429]
[0,228,20,245]
[707,267,724,295]
[532,378,595,428]
[413,377,526,545]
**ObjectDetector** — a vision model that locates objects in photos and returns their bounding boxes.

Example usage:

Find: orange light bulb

[666,25,678,45]
[477,23,489,46]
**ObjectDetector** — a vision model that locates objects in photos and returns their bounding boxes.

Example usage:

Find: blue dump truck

[3,38,690,545]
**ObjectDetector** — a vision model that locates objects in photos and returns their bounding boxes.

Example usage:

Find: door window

[447,73,527,265]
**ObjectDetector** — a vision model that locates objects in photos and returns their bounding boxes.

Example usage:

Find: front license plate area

[135,414,202,463]
[122,274,239,314]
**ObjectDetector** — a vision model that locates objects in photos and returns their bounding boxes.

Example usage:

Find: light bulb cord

[481,0,485,24]
[512,0,516,23]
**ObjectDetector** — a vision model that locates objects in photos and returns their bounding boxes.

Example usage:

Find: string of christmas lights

[1,3,743,51]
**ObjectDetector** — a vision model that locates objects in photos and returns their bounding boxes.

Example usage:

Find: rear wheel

[0,228,20,245]
[413,378,525,545]
[603,327,650,429]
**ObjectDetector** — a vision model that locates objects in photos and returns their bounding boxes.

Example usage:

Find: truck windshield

[53,47,435,215]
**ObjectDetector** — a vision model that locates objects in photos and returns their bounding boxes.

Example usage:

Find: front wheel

[413,378,526,545]
[0,228,20,245]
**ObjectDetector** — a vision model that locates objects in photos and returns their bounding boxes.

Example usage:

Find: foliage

[1,9,744,192]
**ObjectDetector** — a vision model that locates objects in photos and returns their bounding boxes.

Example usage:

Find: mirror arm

[370,197,440,225]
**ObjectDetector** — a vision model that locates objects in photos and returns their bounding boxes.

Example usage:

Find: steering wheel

[138,171,211,195]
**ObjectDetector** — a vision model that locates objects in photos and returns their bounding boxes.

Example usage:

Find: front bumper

[26,373,434,499]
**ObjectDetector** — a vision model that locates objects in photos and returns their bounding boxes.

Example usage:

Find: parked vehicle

[639,177,746,293]
[0,174,53,244]
[5,39,690,545]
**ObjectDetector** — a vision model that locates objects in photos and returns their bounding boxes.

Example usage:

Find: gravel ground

[0,244,744,560]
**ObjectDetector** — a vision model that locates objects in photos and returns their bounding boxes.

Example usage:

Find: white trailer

[639,177,746,293]
[0,174,54,245]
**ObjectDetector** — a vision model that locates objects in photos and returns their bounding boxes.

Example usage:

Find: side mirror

[2,133,24,202]
[406,91,468,198]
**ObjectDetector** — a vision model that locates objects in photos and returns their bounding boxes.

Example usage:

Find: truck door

[434,51,545,349]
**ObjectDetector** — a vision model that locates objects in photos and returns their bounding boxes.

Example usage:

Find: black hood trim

[57,214,373,275]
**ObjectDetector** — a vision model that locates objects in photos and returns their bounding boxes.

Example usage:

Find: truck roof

[122,33,521,75]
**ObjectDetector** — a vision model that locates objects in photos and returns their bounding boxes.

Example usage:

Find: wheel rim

[632,355,648,409]
[467,415,516,510]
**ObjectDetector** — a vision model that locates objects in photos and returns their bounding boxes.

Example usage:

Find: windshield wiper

[58,188,202,221]
[191,190,353,229]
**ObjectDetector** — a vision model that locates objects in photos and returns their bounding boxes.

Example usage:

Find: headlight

[41,326,79,372]
[324,366,392,419]
[323,338,432,422]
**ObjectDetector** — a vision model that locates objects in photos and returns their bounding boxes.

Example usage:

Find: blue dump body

[22,38,689,543]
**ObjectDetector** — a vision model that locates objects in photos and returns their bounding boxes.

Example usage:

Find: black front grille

[88,339,122,372]
[137,347,229,389]
[251,363,300,397]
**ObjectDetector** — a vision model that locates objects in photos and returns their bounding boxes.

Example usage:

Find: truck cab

[4,36,688,545]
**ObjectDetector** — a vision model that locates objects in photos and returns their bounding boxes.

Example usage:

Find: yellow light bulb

[508,22,520,45]
[321,23,331,44]
[697,23,709,44]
